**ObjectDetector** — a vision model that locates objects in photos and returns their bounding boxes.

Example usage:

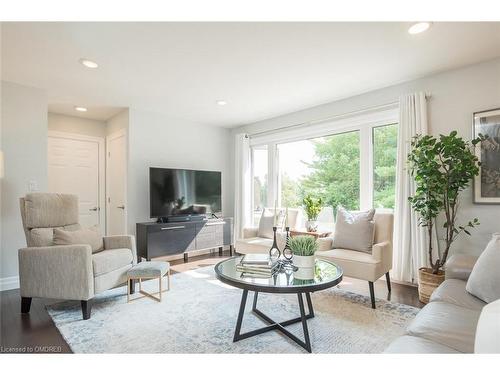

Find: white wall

[127,108,232,234]
[106,109,129,135]
[1,81,48,286]
[48,112,106,138]
[232,58,500,256]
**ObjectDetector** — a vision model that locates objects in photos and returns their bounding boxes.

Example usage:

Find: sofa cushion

[332,207,375,253]
[475,298,500,353]
[384,335,460,354]
[258,208,284,239]
[406,301,481,353]
[430,279,486,311]
[466,233,500,303]
[92,248,134,276]
[54,226,103,253]
[30,223,81,247]
[316,248,381,281]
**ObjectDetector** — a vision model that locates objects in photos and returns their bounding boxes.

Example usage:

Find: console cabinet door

[148,224,196,257]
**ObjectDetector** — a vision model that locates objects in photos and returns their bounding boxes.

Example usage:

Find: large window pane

[278,130,360,229]
[373,124,398,209]
[252,146,268,226]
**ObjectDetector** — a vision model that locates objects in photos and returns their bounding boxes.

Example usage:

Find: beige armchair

[18,193,137,320]
[316,211,394,309]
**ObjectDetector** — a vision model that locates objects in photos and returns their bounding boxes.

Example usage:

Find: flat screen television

[149,167,222,218]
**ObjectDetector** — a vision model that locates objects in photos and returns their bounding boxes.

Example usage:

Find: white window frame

[249,106,398,211]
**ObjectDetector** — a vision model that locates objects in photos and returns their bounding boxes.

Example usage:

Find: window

[249,108,398,229]
[278,131,360,230]
[251,146,268,226]
[373,124,398,209]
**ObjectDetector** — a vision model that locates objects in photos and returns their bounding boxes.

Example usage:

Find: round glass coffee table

[215,257,343,353]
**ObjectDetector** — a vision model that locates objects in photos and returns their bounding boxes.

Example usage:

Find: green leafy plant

[407,131,484,274]
[288,235,319,256]
[302,195,323,221]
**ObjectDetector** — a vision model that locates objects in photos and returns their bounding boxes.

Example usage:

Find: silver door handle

[161,226,185,230]
[117,205,125,209]
[89,207,99,211]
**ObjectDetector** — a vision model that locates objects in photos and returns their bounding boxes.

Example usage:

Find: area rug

[46,266,419,353]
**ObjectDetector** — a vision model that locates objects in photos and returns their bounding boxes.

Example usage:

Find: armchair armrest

[103,235,137,264]
[372,241,392,270]
[242,227,259,239]
[445,254,478,281]
[18,245,94,300]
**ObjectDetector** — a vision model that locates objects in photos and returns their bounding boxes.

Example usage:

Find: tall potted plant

[407,131,483,303]
[302,195,323,232]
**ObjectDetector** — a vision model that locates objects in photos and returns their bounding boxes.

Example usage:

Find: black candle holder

[283,226,293,260]
[268,226,281,259]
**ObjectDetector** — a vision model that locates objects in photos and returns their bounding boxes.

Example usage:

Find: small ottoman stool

[127,261,170,302]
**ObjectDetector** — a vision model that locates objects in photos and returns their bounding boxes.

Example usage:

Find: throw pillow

[54,226,104,253]
[332,206,375,253]
[258,208,285,239]
[466,233,500,303]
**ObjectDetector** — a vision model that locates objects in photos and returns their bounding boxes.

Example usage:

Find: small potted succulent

[302,195,323,232]
[289,235,318,269]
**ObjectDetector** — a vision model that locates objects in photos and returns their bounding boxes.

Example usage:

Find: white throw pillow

[466,233,500,303]
[257,208,284,239]
[332,206,375,253]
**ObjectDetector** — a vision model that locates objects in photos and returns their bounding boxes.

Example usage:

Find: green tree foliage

[300,131,360,212]
[373,125,398,209]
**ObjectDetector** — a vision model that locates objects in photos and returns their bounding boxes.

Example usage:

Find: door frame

[48,131,106,233]
[106,128,128,235]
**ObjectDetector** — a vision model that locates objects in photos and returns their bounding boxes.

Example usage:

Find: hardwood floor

[0,250,422,354]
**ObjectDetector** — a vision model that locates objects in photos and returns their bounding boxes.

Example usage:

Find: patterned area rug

[46,266,418,353]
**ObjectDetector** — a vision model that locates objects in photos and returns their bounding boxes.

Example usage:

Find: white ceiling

[2,22,500,127]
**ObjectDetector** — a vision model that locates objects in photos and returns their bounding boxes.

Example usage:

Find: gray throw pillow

[332,207,375,253]
[466,233,500,303]
[258,208,284,239]
[54,226,104,253]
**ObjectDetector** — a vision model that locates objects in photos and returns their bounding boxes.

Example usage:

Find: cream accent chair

[316,211,394,309]
[18,193,137,320]
[235,208,301,254]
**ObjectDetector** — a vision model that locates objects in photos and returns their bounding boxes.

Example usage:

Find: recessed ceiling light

[408,22,432,35]
[216,100,227,106]
[74,106,88,112]
[79,58,99,69]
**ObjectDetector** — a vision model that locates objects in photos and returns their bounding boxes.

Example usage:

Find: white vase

[293,255,316,268]
[294,266,315,280]
[306,220,318,232]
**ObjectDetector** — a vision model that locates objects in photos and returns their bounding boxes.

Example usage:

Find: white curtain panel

[392,92,430,283]
[234,133,252,240]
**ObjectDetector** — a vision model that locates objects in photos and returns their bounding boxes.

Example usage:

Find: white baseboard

[0,275,20,291]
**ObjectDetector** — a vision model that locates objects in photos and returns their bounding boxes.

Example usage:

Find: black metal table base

[232,290,315,353]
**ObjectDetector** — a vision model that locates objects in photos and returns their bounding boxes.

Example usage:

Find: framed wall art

[473,107,500,204]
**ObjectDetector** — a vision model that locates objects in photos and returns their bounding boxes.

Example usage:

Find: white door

[107,130,127,235]
[48,132,105,232]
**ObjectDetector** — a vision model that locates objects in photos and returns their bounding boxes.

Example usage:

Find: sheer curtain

[392,92,430,283]
[234,133,252,240]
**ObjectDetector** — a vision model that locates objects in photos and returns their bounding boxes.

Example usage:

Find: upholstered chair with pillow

[235,208,301,254]
[316,208,394,309]
[18,193,137,320]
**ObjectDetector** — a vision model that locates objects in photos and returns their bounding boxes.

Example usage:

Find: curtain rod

[248,93,431,138]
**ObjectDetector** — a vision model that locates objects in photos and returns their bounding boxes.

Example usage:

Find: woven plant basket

[418,267,445,304]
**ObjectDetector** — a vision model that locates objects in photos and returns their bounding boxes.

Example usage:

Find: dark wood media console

[136,217,234,262]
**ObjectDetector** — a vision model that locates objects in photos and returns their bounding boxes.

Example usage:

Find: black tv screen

[150,167,222,218]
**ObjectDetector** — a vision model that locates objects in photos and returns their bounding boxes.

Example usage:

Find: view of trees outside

[252,124,398,227]
[373,124,398,209]
[278,123,398,221]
